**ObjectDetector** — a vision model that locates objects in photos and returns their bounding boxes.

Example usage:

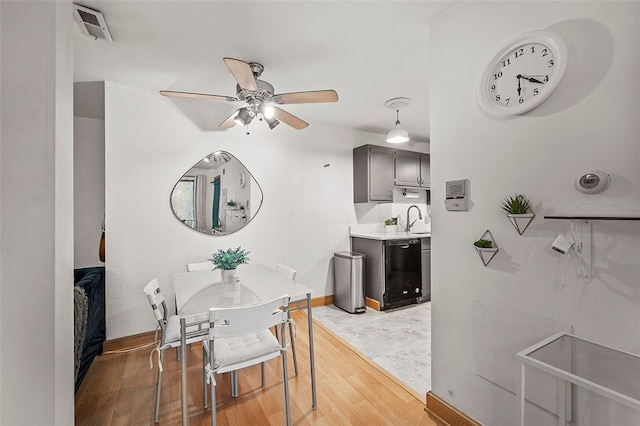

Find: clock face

[478,31,567,118]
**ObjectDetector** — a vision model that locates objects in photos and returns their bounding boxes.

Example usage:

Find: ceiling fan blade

[160,90,238,102]
[274,107,308,130]
[223,57,258,91]
[219,109,240,128]
[273,89,338,105]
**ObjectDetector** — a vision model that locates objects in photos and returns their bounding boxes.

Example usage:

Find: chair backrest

[187,261,213,272]
[275,264,296,281]
[143,278,167,324]
[208,295,289,339]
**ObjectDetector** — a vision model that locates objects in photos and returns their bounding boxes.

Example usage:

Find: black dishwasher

[384,239,422,309]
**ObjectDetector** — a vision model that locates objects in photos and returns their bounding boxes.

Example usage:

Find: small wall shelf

[474,229,499,267]
[544,215,640,220]
[543,215,639,281]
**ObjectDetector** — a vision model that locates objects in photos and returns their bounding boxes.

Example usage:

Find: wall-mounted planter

[500,194,535,235]
[507,212,535,235]
[474,229,498,266]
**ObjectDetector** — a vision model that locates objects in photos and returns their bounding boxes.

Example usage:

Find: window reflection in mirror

[170,151,263,235]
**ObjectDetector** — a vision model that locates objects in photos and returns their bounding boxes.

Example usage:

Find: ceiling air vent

[73,4,112,42]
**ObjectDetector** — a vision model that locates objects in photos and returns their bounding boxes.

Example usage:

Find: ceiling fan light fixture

[265,116,280,129]
[263,105,275,119]
[234,107,253,127]
[384,97,411,144]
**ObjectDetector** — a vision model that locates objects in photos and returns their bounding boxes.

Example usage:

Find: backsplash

[354,188,430,231]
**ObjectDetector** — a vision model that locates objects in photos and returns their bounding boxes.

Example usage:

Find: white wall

[430,2,640,425]
[74,117,105,267]
[104,82,420,339]
[1,1,75,424]
[74,81,105,268]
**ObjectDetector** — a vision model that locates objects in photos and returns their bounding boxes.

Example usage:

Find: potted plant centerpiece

[500,193,535,235]
[210,246,250,284]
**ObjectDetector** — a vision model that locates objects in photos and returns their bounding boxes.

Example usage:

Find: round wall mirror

[170,151,263,235]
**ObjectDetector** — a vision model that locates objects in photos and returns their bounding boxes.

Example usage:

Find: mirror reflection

[170,151,263,235]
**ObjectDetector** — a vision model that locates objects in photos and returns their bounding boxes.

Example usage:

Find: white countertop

[350,230,431,240]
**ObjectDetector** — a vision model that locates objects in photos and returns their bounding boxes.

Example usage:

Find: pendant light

[385,97,411,143]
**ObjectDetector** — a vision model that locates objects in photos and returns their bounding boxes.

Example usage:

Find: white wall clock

[478,30,568,119]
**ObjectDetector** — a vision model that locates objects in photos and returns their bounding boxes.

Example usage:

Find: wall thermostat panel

[575,170,610,194]
[445,179,469,211]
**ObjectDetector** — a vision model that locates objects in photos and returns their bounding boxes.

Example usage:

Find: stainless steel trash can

[333,251,366,313]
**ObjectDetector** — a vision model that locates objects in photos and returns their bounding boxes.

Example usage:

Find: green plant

[209,246,250,270]
[500,194,531,214]
[474,239,493,248]
[384,219,393,226]
[227,200,237,207]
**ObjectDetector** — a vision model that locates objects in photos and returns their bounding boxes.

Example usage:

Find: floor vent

[73,4,112,42]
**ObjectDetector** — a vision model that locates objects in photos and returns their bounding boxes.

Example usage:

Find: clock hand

[516,74,522,96]
[520,75,545,84]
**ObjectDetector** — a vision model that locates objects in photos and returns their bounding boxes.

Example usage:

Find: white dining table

[172,264,317,424]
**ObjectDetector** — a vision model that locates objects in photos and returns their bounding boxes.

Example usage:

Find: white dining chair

[202,295,291,426]
[187,261,213,271]
[275,264,300,375]
[143,278,209,423]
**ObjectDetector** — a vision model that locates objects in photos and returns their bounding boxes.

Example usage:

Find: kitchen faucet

[406,205,423,232]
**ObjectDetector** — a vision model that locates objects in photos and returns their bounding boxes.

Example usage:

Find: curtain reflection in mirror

[212,177,221,232]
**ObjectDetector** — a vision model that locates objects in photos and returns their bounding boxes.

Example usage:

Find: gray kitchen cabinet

[353,145,394,202]
[394,150,430,188]
[420,153,430,188]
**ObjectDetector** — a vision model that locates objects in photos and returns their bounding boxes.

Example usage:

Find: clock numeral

[490,84,496,92]
[530,46,535,54]
[548,59,554,68]
[533,88,539,96]
[493,71,503,80]
[544,75,549,82]
[519,97,524,104]
[542,48,548,57]
[505,97,511,105]
[495,94,501,102]
[514,48,524,58]
[502,58,511,67]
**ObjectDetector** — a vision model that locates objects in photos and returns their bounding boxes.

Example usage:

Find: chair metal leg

[280,323,291,426]
[203,345,208,409]
[230,371,239,397]
[288,313,298,376]
[209,344,217,426]
[261,362,266,387]
[180,321,188,426]
[153,350,164,423]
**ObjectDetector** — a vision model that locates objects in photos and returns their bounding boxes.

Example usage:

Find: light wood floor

[75,311,437,425]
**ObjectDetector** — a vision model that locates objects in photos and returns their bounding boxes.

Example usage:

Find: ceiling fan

[160,57,338,131]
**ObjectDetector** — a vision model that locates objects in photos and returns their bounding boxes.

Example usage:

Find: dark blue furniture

[74,266,106,393]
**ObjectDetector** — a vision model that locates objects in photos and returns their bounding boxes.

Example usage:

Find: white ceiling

[73,1,454,143]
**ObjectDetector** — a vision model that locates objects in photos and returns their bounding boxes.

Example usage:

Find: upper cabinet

[395,151,430,188]
[353,145,394,202]
[353,145,430,203]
